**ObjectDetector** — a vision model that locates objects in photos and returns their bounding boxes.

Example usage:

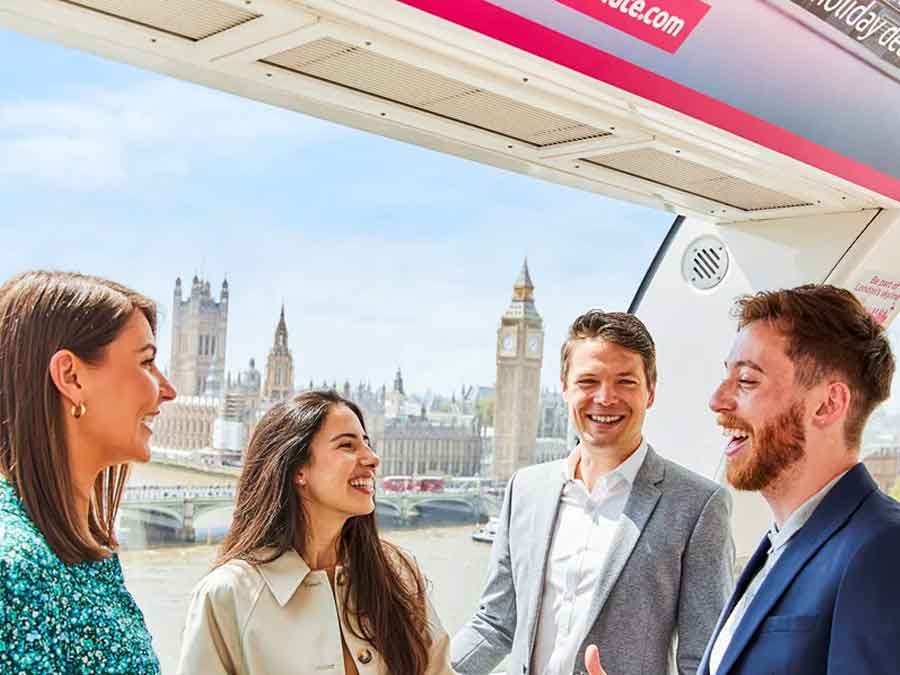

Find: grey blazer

[451,446,734,675]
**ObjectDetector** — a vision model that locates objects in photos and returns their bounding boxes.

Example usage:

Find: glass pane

[0,27,673,674]
[861,324,900,501]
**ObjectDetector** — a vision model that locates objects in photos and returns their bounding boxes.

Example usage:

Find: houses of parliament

[153,262,568,479]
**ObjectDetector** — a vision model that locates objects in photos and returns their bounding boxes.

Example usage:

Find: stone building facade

[535,437,569,464]
[339,379,483,478]
[153,396,220,450]
[156,282,298,454]
[169,276,229,397]
[538,389,568,440]
[155,273,489,476]
[378,417,483,477]
[212,358,264,459]
[862,445,900,493]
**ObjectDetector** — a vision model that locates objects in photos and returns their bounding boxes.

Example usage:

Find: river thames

[122,462,503,673]
[121,521,498,673]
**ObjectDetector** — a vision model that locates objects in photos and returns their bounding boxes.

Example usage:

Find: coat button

[336,571,348,586]
[357,648,373,664]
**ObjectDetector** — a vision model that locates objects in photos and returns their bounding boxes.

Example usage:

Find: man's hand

[585,645,608,675]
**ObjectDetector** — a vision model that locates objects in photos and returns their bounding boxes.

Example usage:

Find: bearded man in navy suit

[587,284,900,675]
[696,284,900,675]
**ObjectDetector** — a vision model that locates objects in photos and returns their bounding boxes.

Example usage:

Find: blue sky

[0,27,673,394]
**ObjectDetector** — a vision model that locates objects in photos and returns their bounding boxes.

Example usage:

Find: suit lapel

[715,464,876,675]
[523,462,567,660]
[582,446,664,627]
[698,536,770,675]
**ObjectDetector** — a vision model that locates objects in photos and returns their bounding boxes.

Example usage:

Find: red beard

[724,402,806,491]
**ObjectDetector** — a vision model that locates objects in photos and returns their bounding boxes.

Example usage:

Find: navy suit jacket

[698,463,900,675]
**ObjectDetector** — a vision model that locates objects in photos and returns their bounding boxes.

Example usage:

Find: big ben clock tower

[492,259,543,480]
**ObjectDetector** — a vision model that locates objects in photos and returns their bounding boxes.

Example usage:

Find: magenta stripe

[396,0,900,202]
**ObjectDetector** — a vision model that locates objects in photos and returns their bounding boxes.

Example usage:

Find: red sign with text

[555,0,710,53]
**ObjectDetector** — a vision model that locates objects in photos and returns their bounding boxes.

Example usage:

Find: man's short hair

[734,284,895,449]
[561,309,657,386]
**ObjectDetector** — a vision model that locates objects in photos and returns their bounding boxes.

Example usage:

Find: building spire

[515,257,534,291]
[512,257,535,303]
[273,304,288,345]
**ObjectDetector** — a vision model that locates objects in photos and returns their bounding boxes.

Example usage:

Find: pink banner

[397,0,900,202]
[554,0,710,53]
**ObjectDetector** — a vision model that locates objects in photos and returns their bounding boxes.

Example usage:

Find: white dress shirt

[709,468,850,675]
[531,441,649,675]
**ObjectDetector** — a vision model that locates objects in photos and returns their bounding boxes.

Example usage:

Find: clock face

[502,334,515,352]
[527,335,540,354]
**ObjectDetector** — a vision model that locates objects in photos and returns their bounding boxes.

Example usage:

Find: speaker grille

[682,236,729,290]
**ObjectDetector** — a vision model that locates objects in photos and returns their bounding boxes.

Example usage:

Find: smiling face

[75,311,176,467]
[298,404,380,524]
[710,321,808,491]
[562,337,655,460]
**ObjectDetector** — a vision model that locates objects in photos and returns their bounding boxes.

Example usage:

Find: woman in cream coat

[177,390,456,675]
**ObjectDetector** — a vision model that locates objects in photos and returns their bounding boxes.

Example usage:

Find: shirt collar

[255,547,319,607]
[767,467,852,554]
[564,438,649,488]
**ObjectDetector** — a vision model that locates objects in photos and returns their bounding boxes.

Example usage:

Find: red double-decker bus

[382,475,414,493]
[382,475,445,493]
[417,476,445,493]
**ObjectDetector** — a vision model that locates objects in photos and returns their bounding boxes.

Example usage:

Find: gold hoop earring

[71,402,87,419]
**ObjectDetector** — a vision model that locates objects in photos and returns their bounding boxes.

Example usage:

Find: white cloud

[0,63,672,395]
[0,134,126,189]
[0,77,345,190]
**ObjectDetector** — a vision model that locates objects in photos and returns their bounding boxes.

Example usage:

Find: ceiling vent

[61,0,259,41]
[584,148,814,212]
[263,38,612,147]
[682,236,729,291]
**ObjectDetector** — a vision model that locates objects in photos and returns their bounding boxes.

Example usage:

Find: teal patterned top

[0,478,160,674]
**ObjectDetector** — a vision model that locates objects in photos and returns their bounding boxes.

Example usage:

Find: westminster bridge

[120,480,496,545]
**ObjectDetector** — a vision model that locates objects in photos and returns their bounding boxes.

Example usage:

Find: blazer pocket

[758,614,819,633]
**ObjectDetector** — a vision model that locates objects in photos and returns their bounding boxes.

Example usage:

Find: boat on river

[471,517,500,544]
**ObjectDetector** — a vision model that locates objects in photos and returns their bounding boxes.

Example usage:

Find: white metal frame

[0,0,894,223]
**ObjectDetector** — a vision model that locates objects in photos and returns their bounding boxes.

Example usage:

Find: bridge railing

[122,484,502,507]
[123,484,236,502]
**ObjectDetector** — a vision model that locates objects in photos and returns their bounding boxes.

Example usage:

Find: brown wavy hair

[734,284,895,449]
[0,270,157,563]
[217,390,431,674]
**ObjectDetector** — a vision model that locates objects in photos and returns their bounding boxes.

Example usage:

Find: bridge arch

[192,505,236,544]
[120,505,183,527]
[118,506,183,547]
[374,500,405,527]
[412,498,479,523]
[193,505,236,529]
[375,500,402,515]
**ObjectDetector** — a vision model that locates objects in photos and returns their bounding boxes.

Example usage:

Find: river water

[120,524,498,675]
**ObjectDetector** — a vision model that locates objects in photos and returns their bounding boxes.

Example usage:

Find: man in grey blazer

[452,310,734,675]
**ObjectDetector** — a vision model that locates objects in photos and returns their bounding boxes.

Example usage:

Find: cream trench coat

[176,548,457,675]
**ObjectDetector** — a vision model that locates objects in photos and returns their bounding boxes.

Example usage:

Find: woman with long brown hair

[0,270,176,674]
[177,390,456,675]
